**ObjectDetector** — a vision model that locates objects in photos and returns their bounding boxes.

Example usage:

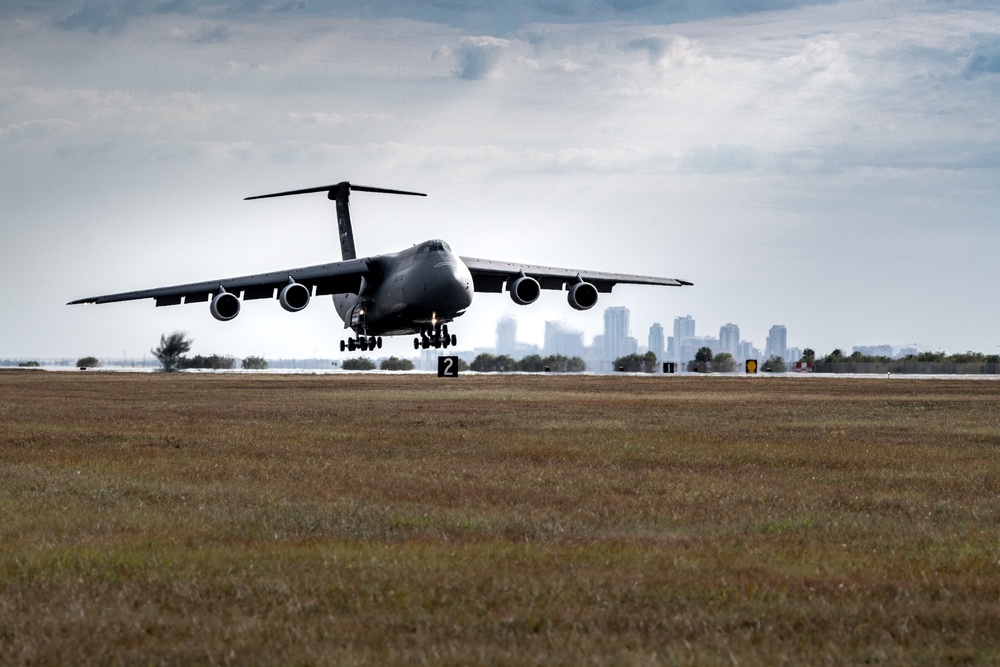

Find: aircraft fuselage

[333,239,473,336]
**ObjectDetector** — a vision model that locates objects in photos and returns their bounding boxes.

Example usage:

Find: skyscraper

[673,315,695,361]
[719,323,740,356]
[603,306,631,363]
[496,316,517,356]
[648,323,665,362]
[544,321,585,359]
[765,325,788,361]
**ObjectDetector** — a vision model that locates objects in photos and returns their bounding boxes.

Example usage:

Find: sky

[2,0,1000,361]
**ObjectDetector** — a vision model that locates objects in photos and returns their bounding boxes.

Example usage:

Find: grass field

[1,370,998,665]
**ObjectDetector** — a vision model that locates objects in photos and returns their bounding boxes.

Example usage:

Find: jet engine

[567,280,599,311]
[279,281,311,312]
[210,291,241,321]
[509,274,540,305]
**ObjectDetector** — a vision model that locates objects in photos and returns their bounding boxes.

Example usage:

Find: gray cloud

[54,1,141,34]
[453,36,510,80]
[964,37,1000,77]
[188,23,232,43]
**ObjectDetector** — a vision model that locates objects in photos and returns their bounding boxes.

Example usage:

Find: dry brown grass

[1,370,999,665]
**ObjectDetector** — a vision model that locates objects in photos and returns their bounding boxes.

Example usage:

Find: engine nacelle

[567,280,599,311]
[210,292,241,321]
[509,275,540,306]
[279,281,311,313]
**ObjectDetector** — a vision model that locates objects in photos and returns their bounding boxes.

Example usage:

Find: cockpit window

[420,240,451,253]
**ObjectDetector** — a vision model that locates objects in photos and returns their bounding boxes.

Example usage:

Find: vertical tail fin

[330,182,356,261]
[246,181,426,262]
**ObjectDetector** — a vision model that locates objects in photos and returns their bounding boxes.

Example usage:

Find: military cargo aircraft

[69,181,692,352]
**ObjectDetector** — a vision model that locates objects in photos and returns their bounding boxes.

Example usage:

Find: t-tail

[245,181,426,261]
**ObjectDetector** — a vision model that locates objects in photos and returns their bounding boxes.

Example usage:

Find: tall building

[765,325,788,361]
[603,306,636,363]
[672,315,696,362]
[648,323,665,362]
[719,323,740,356]
[496,316,517,356]
[544,321,585,359]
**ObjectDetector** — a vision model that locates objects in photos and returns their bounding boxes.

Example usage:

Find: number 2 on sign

[438,356,459,377]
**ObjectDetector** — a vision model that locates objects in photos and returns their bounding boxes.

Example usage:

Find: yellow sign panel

[746,359,758,374]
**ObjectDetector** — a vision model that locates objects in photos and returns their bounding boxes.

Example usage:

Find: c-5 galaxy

[69,181,692,352]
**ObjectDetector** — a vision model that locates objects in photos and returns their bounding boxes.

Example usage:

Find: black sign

[438,356,459,377]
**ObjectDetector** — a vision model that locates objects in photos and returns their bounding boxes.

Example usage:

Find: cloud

[625,35,705,67]
[53,1,141,34]
[681,144,764,172]
[452,36,511,80]
[964,36,1000,77]
[188,23,232,43]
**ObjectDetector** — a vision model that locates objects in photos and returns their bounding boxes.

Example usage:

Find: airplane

[69,181,692,352]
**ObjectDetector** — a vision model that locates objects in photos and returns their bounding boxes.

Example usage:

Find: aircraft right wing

[459,256,692,293]
[68,257,372,307]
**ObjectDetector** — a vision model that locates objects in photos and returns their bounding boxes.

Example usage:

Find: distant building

[648,323,665,362]
[739,340,759,362]
[854,345,894,358]
[765,325,788,361]
[603,307,636,363]
[672,315,696,362]
[496,316,518,356]
[681,336,720,363]
[544,321,585,359]
[719,323,740,356]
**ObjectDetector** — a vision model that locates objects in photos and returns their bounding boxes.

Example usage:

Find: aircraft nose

[428,260,473,312]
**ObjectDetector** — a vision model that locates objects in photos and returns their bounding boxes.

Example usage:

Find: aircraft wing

[459,256,692,294]
[68,257,371,307]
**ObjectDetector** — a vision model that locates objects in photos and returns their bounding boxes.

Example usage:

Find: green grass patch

[1,372,999,665]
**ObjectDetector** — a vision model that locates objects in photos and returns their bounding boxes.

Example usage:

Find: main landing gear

[340,336,382,352]
[414,323,457,350]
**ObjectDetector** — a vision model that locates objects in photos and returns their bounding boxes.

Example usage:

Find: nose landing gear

[414,323,457,350]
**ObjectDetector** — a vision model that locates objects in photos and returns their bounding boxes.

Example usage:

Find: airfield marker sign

[438,356,459,377]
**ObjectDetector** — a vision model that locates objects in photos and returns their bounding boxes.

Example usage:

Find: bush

[180,354,235,370]
[77,356,100,369]
[469,354,517,372]
[380,357,414,371]
[614,352,657,372]
[342,357,376,371]
[242,356,268,370]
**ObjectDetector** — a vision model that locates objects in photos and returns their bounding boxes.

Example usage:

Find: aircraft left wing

[459,256,692,293]
[68,257,371,307]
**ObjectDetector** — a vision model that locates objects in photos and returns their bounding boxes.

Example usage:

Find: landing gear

[413,323,457,350]
[340,336,382,352]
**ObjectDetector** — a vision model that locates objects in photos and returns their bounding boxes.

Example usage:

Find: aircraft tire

[414,338,419,349]
[377,337,383,349]
[451,334,457,346]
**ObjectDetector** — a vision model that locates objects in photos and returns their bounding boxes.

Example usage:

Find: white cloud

[451,35,512,80]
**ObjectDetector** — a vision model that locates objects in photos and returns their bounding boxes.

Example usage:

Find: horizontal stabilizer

[245,181,426,201]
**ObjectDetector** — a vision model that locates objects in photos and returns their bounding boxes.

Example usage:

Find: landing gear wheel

[414,338,420,350]
[340,340,346,352]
